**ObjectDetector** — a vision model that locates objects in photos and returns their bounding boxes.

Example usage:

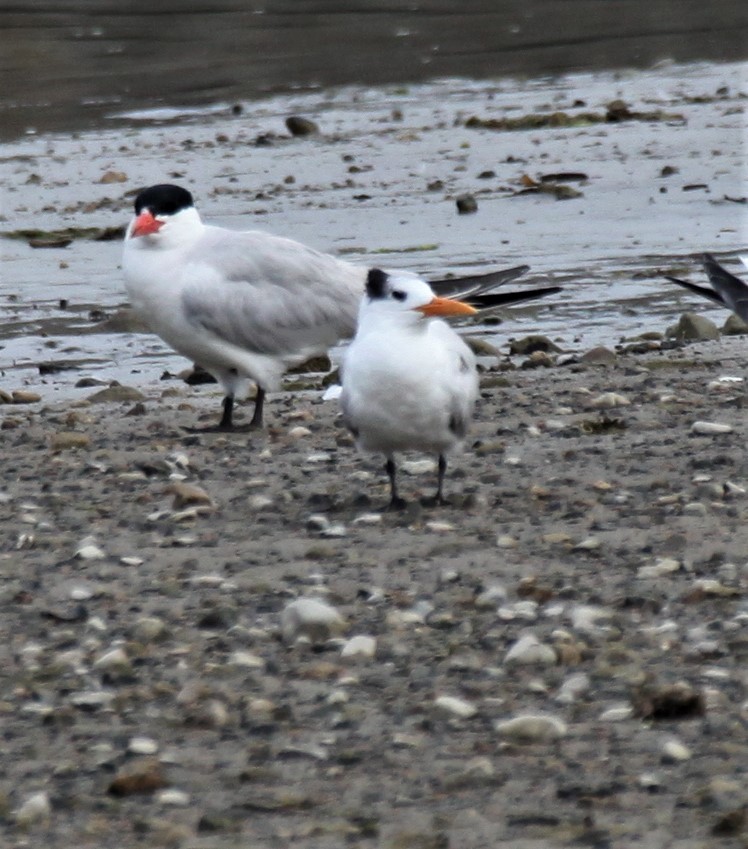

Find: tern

[340,269,479,509]
[665,254,748,321]
[123,183,560,431]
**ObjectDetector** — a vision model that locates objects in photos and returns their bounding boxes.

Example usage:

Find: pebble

[93,646,131,672]
[157,788,190,806]
[229,650,266,669]
[691,420,733,435]
[128,736,159,755]
[400,459,436,475]
[75,536,106,560]
[504,633,557,665]
[498,600,539,622]
[281,597,346,644]
[434,694,478,719]
[589,392,630,409]
[474,584,508,608]
[494,713,567,743]
[133,616,169,642]
[51,431,91,451]
[340,635,377,662]
[637,557,681,579]
[599,704,634,721]
[661,739,692,763]
[556,672,591,704]
[15,791,51,826]
[570,604,612,633]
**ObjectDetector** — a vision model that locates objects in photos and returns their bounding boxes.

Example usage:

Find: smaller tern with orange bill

[341,268,479,509]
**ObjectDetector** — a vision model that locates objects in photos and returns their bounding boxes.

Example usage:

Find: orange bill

[416,296,478,317]
[131,210,164,238]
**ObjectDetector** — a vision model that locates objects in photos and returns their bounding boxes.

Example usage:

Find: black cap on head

[366,268,389,300]
[134,184,194,217]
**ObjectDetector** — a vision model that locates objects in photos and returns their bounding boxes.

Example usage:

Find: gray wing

[180,227,366,357]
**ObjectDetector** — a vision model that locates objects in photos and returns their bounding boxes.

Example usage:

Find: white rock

[504,633,556,666]
[434,694,478,719]
[120,555,144,566]
[498,601,538,622]
[15,791,51,826]
[69,584,94,601]
[288,425,312,439]
[474,584,508,608]
[248,494,274,510]
[691,420,733,435]
[93,647,129,671]
[426,521,455,533]
[352,512,382,525]
[496,534,518,548]
[75,537,106,560]
[128,736,159,755]
[157,788,190,806]
[340,635,377,662]
[281,597,345,644]
[556,672,591,704]
[401,458,436,475]
[599,704,633,722]
[661,739,692,763]
[570,604,612,633]
[494,713,567,743]
[589,392,630,409]
[228,650,266,669]
[637,557,681,579]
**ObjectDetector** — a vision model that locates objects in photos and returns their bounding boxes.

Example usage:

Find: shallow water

[2,0,748,141]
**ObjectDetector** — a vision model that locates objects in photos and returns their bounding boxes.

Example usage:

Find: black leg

[385,457,407,511]
[249,386,266,429]
[434,454,449,505]
[218,395,234,429]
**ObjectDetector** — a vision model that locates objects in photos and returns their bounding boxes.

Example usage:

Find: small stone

[581,346,616,365]
[434,695,478,719]
[133,616,168,642]
[228,650,265,669]
[495,713,567,743]
[281,597,346,644]
[108,758,167,796]
[400,459,436,475]
[456,194,478,214]
[288,425,312,439]
[599,704,634,721]
[631,680,706,720]
[661,739,692,763]
[75,537,106,560]
[156,788,190,806]
[50,431,90,451]
[474,584,508,608]
[340,635,377,662]
[93,647,131,673]
[169,482,214,508]
[11,390,41,404]
[691,420,733,435]
[670,312,720,341]
[504,633,557,666]
[509,334,562,355]
[15,791,51,827]
[286,115,319,136]
[556,672,591,704]
[588,392,630,409]
[87,384,145,404]
[637,557,681,579]
[128,736,159,756]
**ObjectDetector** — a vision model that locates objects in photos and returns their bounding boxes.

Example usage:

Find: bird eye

[391,290,406,302]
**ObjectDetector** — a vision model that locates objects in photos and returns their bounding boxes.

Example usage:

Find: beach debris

[281,597,346,644]
[495,714,567,743]
[286,115,319,136]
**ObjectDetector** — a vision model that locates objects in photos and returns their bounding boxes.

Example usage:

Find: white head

[360,268,477,326]
[125,184,203,249]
